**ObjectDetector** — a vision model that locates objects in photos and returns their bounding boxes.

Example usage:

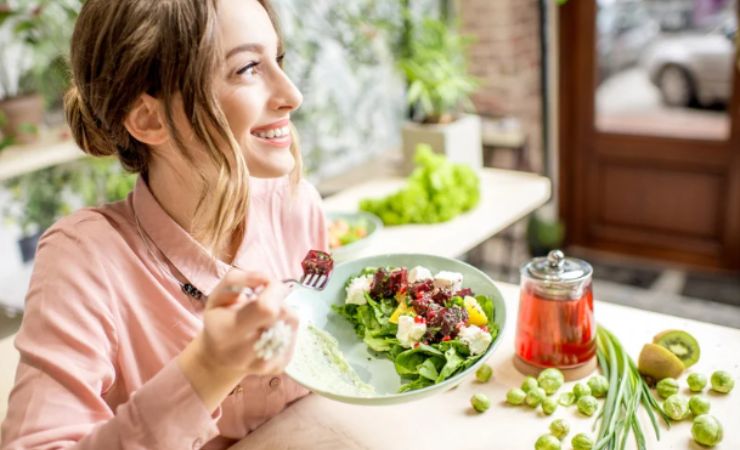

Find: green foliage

[398,17,478,123]
[526,213,565,256]
[0,0,82,105]
[3,165,72,235]
[2,157,135,236]
[359,144,480,225]
[68,158,136,207]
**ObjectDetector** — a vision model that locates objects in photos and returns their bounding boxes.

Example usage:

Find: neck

[146,157,242,264]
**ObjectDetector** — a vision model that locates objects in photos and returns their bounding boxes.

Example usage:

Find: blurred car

[597,0,660,82]
[642,18,736,107]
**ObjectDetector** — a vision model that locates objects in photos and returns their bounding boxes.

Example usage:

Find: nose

[268,67,303,113]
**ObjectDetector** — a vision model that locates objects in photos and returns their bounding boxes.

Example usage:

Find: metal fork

[283,249,333,291]
[222,250,333,299]
[281,272,329,291]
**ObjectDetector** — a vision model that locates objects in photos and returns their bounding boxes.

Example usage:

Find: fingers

[207,270,270,309]
[236,279,289,330]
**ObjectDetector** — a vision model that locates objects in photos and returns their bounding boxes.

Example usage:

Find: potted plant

[0,0,81,144]
[526,210,566,258]
[2,166,73,262]
[1,158,135,263]
[398,16,480,173]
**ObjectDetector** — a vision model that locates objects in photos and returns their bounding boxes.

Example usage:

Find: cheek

[219,89,262,138]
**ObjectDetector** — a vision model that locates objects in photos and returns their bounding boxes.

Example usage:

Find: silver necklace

[132,206,209,303]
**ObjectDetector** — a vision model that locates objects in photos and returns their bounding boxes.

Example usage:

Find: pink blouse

[0,176,328,450]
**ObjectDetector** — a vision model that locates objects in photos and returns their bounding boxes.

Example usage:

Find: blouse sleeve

[0,220,220,450]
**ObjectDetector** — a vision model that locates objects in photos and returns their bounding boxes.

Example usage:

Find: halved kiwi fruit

[638,343,685,382]
[653,329,700,368]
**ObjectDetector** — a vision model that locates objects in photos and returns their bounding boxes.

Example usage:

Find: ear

[123,94,168,146]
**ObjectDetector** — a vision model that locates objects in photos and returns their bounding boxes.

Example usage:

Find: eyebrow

[225,43,265,59]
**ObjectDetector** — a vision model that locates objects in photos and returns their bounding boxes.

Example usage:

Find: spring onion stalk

[594,326,669,450]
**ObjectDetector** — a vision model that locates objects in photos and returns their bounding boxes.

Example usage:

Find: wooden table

[230,282,740,450]
[322,168,551,258]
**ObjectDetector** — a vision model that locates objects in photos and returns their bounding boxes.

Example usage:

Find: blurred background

[0,0,738,340]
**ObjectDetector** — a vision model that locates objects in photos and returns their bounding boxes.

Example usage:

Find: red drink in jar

[515,250,595,370]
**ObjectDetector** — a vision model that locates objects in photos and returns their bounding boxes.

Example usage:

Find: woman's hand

[177,270,299,411]
[202,270,299,375]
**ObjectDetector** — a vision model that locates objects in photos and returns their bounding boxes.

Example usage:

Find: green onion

[594,326,669,450]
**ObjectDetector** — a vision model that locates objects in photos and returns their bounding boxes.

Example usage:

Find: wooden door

[559,0,740,270]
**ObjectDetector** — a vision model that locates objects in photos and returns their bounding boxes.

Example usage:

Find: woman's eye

[236,62,259,78]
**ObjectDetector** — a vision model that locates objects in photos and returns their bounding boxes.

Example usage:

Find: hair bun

[64,84,116,158]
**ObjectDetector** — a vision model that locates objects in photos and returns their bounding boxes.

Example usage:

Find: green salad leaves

[359,144,480,225]
[333,266,498,393]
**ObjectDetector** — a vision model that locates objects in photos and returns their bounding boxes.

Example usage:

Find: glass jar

[515,250,595,369]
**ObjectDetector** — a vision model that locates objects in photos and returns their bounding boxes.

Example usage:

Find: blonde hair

[64,0,302,256]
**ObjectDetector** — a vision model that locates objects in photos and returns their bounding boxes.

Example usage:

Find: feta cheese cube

[408,266,433,283]
[458,325,492,355]
[345,275,372,305]
[396,315,427,348]
[433,271,463,292]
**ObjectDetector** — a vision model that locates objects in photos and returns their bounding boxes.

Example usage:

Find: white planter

[401,114,482,173]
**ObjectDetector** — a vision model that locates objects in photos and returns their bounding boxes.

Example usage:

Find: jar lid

[524,250,592,283]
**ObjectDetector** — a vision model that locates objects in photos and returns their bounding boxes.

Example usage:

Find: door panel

[559,0,740,270]
[598,165,722,237]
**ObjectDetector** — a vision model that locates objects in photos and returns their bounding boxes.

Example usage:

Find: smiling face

[215,0,303,178]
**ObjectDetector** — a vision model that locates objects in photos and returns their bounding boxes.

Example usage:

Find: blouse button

[269,376,282,390]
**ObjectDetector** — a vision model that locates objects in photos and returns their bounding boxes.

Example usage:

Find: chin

[246,152,296,178]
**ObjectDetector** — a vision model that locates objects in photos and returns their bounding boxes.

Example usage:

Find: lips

[250,118,292,148]
[252,118,289,133]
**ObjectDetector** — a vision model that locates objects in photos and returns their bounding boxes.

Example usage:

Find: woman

[0,0,327,448]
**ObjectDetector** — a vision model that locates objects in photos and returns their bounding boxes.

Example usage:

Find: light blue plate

[285,253,507,405]
[327,211,383,262]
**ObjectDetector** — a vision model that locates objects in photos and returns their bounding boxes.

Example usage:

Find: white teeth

[254,125,290,139]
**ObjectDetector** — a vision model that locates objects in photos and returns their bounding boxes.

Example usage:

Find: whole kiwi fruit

[653,329,700,368]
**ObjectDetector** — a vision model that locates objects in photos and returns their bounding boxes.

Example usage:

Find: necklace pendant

[182,283,205,302]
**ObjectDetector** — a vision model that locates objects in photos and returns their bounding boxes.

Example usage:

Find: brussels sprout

[587,375,609,398]
[542,397,558,415]
[475,364,493,383]
[470,393,490,413]
[656,378,679,399]
[506,388,527,405]
[558,391,576,406]
[692,414,723,447]
[526,387,547,408]
[710,370,734,394]
[522,376,539,393]
[534,434,561,450]
[573,383,592,399]
[549,419,570,441]
[687,373,707,392]
[663,395,689,421]
[571,433,594,450]
[577,395,598,416]
[538,368,565,395]
[689,395,711,416]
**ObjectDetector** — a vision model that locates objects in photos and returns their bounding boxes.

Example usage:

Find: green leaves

[595,326,670,450]
[1,0,83,102]
[359,144,480,225]
[398,17,478,123]
[1,157,135,236]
